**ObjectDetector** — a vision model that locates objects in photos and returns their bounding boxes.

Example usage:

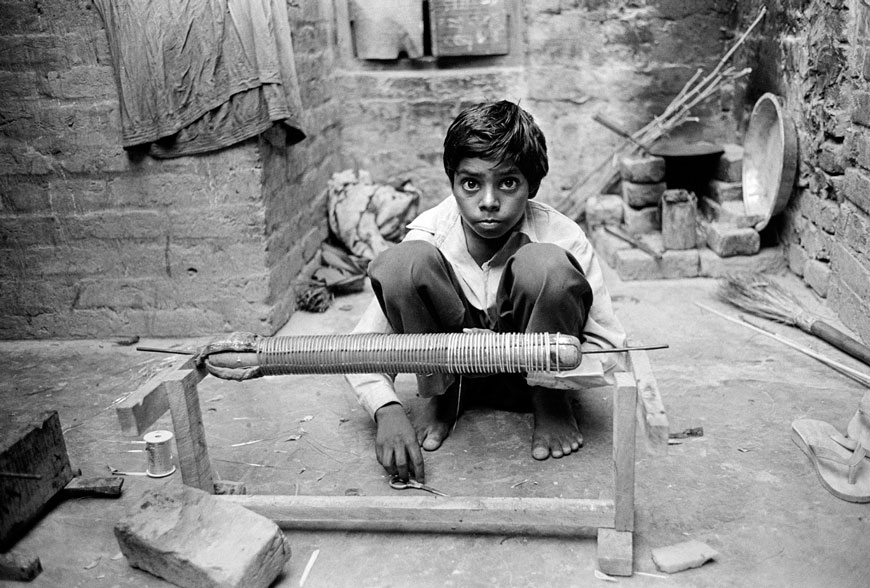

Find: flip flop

[791,419,870,503]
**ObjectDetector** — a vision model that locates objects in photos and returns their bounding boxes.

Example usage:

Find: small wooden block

[115,485,291,588]
[597,528,633,576]
[0,549,42,581]
[1,411,74,550]
[62,476,124,498]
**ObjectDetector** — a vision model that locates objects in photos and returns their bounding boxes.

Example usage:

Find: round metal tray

[742,93,798,230]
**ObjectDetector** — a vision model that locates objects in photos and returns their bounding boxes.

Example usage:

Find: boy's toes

[418,424,449,451]
[531,439,551,460]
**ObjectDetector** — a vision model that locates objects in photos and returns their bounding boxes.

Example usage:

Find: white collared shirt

[346,196,627,419]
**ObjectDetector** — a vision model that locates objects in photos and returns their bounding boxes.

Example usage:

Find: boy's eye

[500,178,518,190]
[460,179,479,191]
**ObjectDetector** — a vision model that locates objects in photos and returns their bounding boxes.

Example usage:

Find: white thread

[144,430,176,478]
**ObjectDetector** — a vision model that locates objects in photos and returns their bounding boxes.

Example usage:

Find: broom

[717,272,870,368]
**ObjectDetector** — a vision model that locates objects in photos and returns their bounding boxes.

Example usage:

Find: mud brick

[1,411,74,550]
[585,194,624,228]
[804,259,832,298]
[614,233,699,280]
[715,143,743,182]
[700,197,764,228]
[623,204,661,234]
[114,485,291,588]
[618,154,666,183]
[622,180,667,208]
[699,246,786,277]
[708,179,743,202]
[705,222,760,257]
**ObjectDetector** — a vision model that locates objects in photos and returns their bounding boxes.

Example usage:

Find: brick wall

[0,0,340,339]
[336,0,735,212]
[734,0,870,343]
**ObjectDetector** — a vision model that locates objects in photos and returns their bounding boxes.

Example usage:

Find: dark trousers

[368,240,593,400]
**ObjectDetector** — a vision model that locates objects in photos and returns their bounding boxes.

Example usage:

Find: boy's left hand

[375,402,426,482]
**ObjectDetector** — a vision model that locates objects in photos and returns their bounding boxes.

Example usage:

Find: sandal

[791,419,870,503]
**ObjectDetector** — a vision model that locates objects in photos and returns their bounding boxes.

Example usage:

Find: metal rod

[136,346,195,355]
[0,471,42,480]
[583,344,669,354]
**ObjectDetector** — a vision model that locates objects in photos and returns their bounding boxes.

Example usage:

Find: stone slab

[114,485,291,588]
[708,179,743,202]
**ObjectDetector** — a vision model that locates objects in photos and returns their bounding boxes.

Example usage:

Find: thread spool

[143,430,176,478]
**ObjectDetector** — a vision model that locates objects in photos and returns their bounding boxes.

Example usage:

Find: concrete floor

[1,264,869,588]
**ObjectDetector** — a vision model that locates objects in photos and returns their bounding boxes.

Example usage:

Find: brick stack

[618,154,666,235]
[698,143,762,258]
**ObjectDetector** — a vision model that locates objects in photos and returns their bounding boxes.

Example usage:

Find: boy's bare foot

[416,384,460,451]
[530,386,583,460]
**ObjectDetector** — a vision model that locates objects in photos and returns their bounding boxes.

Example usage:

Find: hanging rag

[95,0,305,158]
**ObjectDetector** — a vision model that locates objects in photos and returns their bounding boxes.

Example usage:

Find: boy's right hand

[374,403,425,483]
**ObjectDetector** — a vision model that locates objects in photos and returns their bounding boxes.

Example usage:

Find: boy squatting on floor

[345,100,625,483]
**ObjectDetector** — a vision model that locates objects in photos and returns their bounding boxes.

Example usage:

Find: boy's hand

[374,403,425,483]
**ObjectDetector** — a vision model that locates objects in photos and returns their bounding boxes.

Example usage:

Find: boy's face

[452,157,529,245]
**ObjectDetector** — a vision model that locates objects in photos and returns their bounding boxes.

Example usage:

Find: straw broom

[717,272,870,368]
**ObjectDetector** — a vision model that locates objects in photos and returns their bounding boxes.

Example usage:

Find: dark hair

[443,100,549,198]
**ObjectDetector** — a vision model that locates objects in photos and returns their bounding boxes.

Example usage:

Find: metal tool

[389,475,449,497]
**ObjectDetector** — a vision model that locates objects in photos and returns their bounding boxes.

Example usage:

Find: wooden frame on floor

[115,347,667,576]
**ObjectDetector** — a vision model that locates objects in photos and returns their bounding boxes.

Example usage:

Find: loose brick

[115,485,291,588]
[699,246,786,277]
[715,143,743,182]
[707,179,743,202]
[622,180,666,208]
[623,203,660,234]
[618,154,666,183]
[704,222,760,257]
[615,233,699,280]
[700,197,764,228]
[803,259,831,297]
[584,194,624,228]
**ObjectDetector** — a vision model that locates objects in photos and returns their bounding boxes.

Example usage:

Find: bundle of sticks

[557,7,767,220]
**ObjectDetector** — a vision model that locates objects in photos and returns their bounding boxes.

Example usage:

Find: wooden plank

[165,368,214,492]
[430,0,509,57]
[612,372,637,532]
[0,411,74,550]
[597,528,633,576]
[115,356,203,437]
[627,349,669,455]
[62,476,124,498]
[220,495,614,536]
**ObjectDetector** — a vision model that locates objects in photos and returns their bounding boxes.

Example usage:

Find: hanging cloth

[95,0,305,158]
